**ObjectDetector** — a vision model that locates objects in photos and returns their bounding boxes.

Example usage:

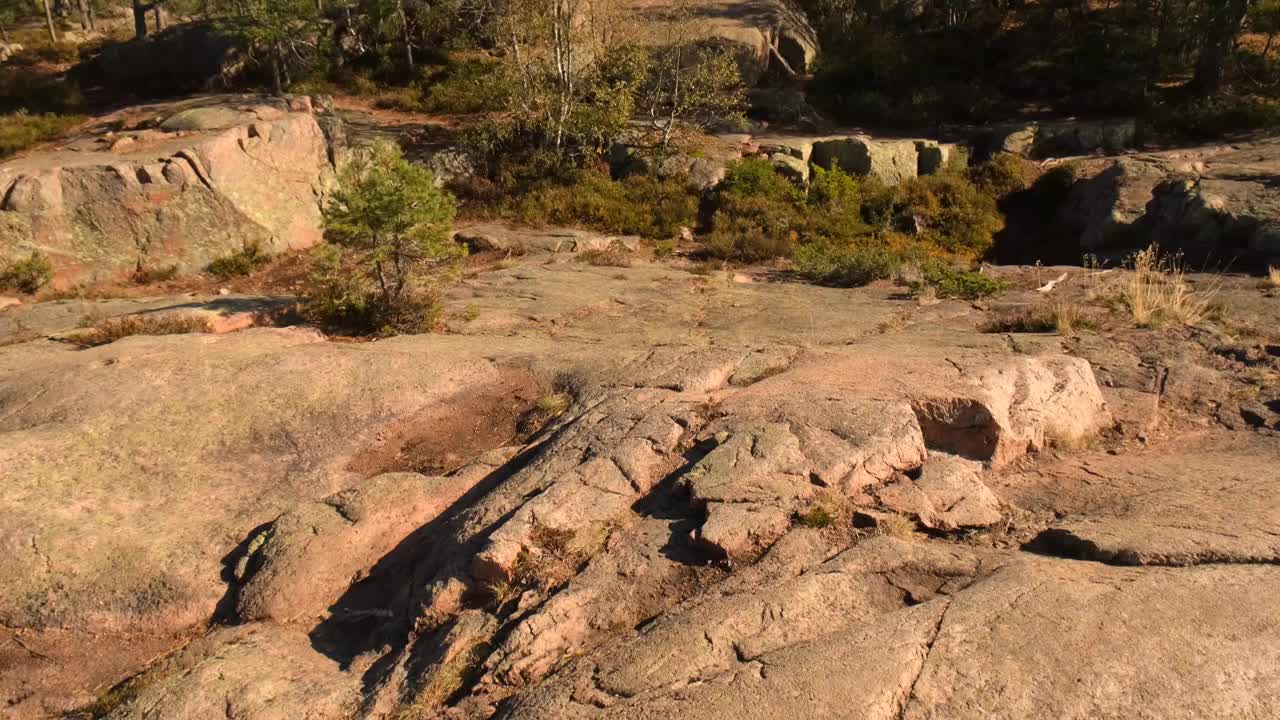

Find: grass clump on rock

[207,241,271,279]
[0,250,54,294]
[302,141,465,336]
[77,313,213,347]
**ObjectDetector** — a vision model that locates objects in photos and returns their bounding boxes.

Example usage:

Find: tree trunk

[41,0,58,43]
[1191,0,1250,95]
[133,0,148,39]
[396,0,414,72]
[77,0,93,30]
[0,20,9,44]
[153,5,162,31]
[271,44,284,95]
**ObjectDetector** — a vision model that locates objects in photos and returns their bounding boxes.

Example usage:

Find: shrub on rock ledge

[0,251,54,295]
[303,141,464,336]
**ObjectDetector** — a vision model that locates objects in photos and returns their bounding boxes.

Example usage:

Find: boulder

[427,147,477,188]
[1055,136,1280,260]
[770,152,809,184]
[0,96,337,285]
[236,472,485,623]
[981,118,1136,159]
[811,136,921,184]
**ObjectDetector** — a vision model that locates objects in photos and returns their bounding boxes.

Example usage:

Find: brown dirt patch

[345,367,544,476]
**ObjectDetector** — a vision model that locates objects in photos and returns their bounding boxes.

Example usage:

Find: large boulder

[0,96,336,285]
[1055,136,1280,261]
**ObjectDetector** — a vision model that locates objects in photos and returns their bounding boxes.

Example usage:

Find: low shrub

[0,111,84,158]
[967,153,1032,199]
[718,157,804,203]
[1143,96,1280,141]
[706,193,802,261]
[512,171,699,239]
[302,141,463,336]
[207,241,271,279]
[422,59,510,114]
[911,260,1007,299]
[577,240,633,267]
[707,159,1005,263]
[895,174,1005,256]
[0,251,54,294]
[794,241,916,287]
[77,313,213,347]
[132,264,179,284]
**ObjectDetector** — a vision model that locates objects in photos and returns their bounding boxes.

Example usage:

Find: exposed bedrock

[0,95,338,285]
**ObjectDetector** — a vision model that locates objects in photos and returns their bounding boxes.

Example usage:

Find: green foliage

[303,141,464,335]
[507,170,699,239]
[895,174,1005,255]
[801,0,1275,128]
[1,251,55,294]
[718,157,804,202]
[967,154,1031,199]
[913,260,1007,299]
[794,240,919,287]
[1142,96,1280,140]
[640,41,747,148]
[707,160,1004,263]
[422,59,511,114]
[0,111,83,158]
[207,241,271,279]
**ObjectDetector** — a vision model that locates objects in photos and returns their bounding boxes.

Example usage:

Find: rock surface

[1056,135,1280,261]
[3,244,1278,719]
[0,95,337,285]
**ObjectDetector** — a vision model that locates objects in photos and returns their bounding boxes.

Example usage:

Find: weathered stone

[0,96,337,285]
[770,152,809,184]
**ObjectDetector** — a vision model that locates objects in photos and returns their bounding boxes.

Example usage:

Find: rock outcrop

[3,245,1278,720]
[1055,135,1280,262]
[0,95,338,285]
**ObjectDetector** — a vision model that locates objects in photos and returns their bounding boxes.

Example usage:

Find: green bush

[706,193,803,261]
[913,260,1007,299]
[303,141,464,336]
[1,251,54,294]
[512,171,698,239]
[967,154,1032,199]
[1143,96,1280,141]
[422,59,510,114]
[718,157,804,202]
[895,174,1005,256]
[794,241,918,286]
[207,241,271,279]
[0,111,84,158]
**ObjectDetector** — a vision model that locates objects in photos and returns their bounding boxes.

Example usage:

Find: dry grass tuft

[403,641,492,714]
[576,240,634,268]
[795,490,853,529]
[76,313,213,347]
[1049,300,1090,335]
[876,512,918,539]
[1268,266,1280,288]
[510,522,594,594]
[1121,245,1220,327]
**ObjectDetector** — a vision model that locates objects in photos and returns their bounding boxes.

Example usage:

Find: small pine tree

[304,141,465,335]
